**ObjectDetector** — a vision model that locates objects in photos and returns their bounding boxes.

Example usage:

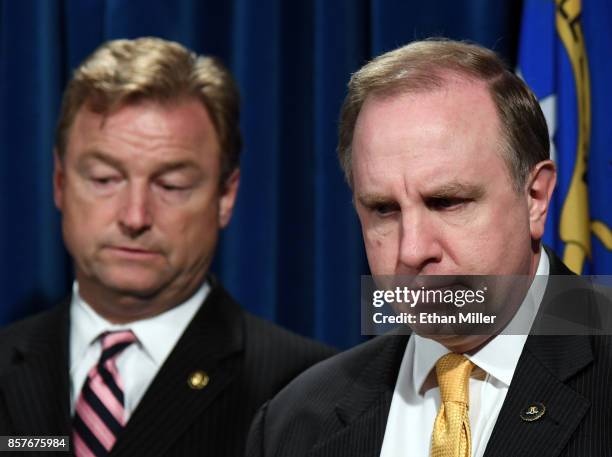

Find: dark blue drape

[0,0,523,349]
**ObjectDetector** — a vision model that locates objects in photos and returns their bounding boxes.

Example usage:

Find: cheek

[489,196,530,244]
[455,202,529,272]
[61,191,116,244]
[64,174,117,215]
[156,203,219,256]
[61,205,103,263]
[362,223,399,273]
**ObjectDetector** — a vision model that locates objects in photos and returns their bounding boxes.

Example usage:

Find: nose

[118,181,153,238]
[397,209,443,274]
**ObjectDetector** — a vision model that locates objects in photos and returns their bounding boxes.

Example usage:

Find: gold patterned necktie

[430,353,475,457]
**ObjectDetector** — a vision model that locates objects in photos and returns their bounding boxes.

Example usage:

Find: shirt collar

[70,281,209,371]
[412,250,550,393]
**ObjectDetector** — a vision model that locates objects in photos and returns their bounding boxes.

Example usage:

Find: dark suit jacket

[0,278,336,456]
[247,253,612,456]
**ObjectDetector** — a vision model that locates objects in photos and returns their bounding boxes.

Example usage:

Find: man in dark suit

[247,39,612,456]
[0,37,334,456]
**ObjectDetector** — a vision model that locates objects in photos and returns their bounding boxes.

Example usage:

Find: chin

[437,334,491,353]
[414,333,488,353]
[98,272,166,299]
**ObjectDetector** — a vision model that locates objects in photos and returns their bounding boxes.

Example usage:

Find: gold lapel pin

[520,402,546,422]
[188,370,210,390]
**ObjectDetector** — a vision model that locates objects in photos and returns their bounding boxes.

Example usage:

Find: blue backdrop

[1,0,525,349]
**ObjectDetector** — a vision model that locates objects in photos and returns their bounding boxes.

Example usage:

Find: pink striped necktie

[73,330,137,457]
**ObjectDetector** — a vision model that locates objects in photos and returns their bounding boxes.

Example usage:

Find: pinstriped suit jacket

[247,252,612,457]
[0,278,336,456]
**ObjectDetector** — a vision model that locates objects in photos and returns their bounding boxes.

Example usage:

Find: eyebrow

[153,160,201,175]
[355,182,485,208]
[78,149,202,176]
[426,182,485,199]
[355,194,397,208]
[78,150,125,172]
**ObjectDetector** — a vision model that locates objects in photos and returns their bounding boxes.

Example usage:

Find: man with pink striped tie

[0,37,335,457]
[72,331,137,456]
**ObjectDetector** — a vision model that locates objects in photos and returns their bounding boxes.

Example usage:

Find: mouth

[411,274,486,290]
[390,275,463,291]
[105,246,161,260]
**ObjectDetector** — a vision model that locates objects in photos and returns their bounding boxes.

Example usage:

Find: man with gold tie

[247,39,612,456]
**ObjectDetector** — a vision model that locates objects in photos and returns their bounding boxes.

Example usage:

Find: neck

[75,273,206,324]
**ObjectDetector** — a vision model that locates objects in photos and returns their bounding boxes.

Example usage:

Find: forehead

[66,98,219,163]
[352,79,509,192]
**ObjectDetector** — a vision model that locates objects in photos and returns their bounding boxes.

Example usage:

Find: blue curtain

[0,0,523,349]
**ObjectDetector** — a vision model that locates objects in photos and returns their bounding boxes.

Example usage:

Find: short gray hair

[338,39,549,192]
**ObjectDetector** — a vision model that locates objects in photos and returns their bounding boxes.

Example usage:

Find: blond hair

[56,37,241,185]
[338,39,549,191]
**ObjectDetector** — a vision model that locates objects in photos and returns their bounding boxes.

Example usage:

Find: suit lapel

[111,282,244,457]
[0,303,71,435]
[483,335,592,457]
[308,335,409,457]
[484,252,594,457]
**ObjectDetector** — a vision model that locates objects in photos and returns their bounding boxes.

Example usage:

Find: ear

[53,149,65,211]
[526,160,557,241]
[218,168,240,228]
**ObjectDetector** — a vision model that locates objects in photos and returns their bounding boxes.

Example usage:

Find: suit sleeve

[245,401,269,457]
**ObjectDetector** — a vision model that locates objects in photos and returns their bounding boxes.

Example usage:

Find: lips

[409,276,460,290]
[105,246,161,259]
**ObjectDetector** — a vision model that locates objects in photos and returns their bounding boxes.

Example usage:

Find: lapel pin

[520,402,546,422]
[188,370,210,390]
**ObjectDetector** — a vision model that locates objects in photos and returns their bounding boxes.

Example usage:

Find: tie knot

[435,353,474,404]
[99,330,137,364]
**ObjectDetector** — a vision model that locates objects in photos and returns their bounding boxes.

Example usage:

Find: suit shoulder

[0,307,60,344]
[235,312,337,408]
[249,334,406,456]
[269,334,397,408]
[242,311,337,367]
[0,306,65,364]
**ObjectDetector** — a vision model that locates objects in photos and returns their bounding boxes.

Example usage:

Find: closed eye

[159,184,189,191]
[155,180,194,193]
[91,176,121,185]
[371,202,400,216]
[357,195,401,217]
[376,204,398,215]
[425,197,469,210]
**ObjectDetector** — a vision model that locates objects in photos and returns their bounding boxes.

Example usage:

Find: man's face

[352,80,546,350]
[54,99,239,317]
[352,80,537,277]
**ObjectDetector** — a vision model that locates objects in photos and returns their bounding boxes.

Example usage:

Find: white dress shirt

[69,280,210,419]
[380,251,550,457]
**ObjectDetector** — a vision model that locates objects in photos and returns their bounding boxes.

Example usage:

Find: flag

[518,0,612,274]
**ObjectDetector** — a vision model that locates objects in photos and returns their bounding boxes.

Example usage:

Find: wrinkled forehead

[63,98,222,174]
[354,72,501,139]
[71,97,216,142]
[60,94,214,150]
[351,80,508,193]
